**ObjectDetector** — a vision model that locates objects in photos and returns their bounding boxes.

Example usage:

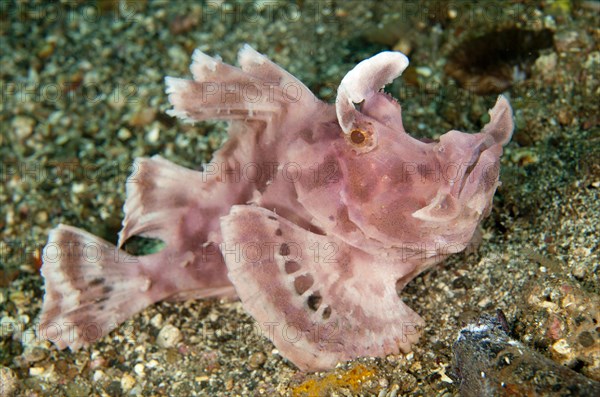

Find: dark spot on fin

[285,261,300,274]
[294,274,314,295]
[307,292,322,311]
[89,278,105,286]
[279,243,290,256]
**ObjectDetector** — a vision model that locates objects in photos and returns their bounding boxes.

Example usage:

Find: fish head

[331,52,513,248]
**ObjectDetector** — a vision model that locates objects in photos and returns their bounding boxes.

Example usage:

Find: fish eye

[350,129,366,145]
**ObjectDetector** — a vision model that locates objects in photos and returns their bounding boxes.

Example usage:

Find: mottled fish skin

[452,313,600,397]
[39,45,513,371]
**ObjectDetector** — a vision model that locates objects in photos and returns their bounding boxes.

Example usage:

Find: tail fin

[39,156,236,350]
[39,225,157,350]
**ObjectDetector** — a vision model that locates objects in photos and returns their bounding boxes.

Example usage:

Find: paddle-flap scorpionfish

[39,45,513,371]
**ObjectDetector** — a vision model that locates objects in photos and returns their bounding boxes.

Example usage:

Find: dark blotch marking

[275,228,282,236]
[307,292,322,311]
[95,296,109,304]
[294,274,313,295]
[89,278,105,286]
[298,128,315,144]
[102,286,113,294]
[279,243,290,256]
[268,215,277,220]
[285,260,301,274]
[322,306,332,320]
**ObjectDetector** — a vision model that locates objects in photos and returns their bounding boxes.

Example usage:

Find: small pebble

[120,373,136,391]
[37,41,56,59]
[150,313,164,328]
[22,346,47,363]
[378,377,389,388]
[195,375,209,382]
[557,109,572,126]
[12,116,35,140]
[248,351,267,369]
[29,366,45,376]
[478,296,492,308]
[157,324,182,348]
[415,67,432,77]
[584,51,600,69]
[65,382,91,397]
[92,370,105,382]
[552,339,572,355]
[534,52,558,76]
[146,125,160,143]
[134,363,145,376]
[129,108,156,126]
[118,127,132,140]
[71,183,85,194]
[35,211,48,223]
[0,367,18,396]
[146,359,159,369]
[571,263,587,279]
[9,291,27,306]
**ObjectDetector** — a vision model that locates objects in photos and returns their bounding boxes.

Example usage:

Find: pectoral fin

[220,205,424,371]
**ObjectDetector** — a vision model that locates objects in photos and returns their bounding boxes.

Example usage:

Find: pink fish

[39,45,513,371]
